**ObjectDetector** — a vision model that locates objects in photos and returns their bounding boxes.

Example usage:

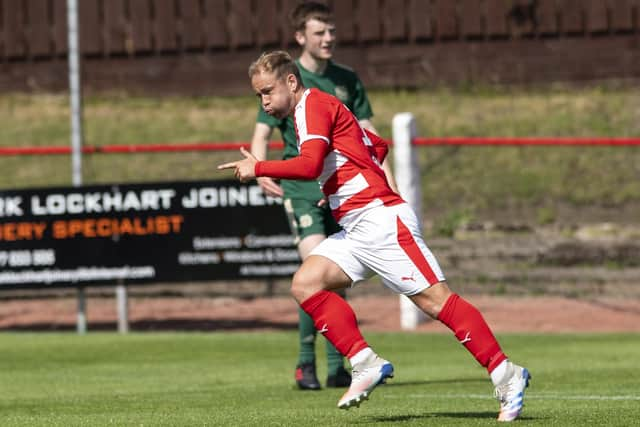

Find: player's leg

[410,284,530,421]
[410,283,508,373]
[291,253,363,352]
[294,306,321,389]
[324,325,351,388]
[319,203,351,388]
[295,233,349,389]
[361,202,511,374]
[285,198,323,390]
[294,233,325,390]
[369,203,529,421]
[293,237,394,409]
[286,197,348,389]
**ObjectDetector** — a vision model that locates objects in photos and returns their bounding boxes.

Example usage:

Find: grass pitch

[0,332,638,426]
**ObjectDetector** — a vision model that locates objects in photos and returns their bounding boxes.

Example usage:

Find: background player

[220,50,531,422]
[249,1,396,390]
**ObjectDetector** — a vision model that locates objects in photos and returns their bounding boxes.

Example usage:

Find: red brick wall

[1,0,638,94]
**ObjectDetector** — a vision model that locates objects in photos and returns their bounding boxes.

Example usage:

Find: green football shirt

[256,59,373,200]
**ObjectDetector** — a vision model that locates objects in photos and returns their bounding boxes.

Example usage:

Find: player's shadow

[384,377,486,387]
[366,412,496,423]
[367,412,538,423]
[430,412,537,421]
[362,377,541,423]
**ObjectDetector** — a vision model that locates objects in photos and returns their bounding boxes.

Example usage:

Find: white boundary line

[390,393,640,401]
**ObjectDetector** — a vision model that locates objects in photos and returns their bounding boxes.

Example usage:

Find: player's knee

[410,281,453,318]
[291,267,322,302]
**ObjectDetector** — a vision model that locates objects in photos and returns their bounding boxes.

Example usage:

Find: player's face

[298,18,336,60]
[251,70,295,119]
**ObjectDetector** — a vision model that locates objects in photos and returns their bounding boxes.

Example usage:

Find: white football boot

[494,362,531,422]
[337,353,394,409]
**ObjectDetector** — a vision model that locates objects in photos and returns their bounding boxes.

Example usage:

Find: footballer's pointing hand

[218,147,258,183]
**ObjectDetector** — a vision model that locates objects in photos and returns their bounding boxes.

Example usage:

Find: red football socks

[437,293,507,373]
[300,290,369,359]
[300,290,506,374]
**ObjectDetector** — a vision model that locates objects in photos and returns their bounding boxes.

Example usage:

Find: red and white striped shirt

[255,88,404,229]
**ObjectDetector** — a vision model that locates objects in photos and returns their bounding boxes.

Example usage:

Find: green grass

[0,332,638,426]
[1,84,640,225]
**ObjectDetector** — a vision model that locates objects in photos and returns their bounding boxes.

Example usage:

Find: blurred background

[1,0,639,328]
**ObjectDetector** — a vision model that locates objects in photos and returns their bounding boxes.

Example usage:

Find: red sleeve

[298,90,333,145]
[364,129,389,163]
[254,139,328,180]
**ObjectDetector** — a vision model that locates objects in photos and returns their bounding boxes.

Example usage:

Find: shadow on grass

[0,318,299,332]
[367,412,537,423]
[384,377,487,387]
[367,412,495,423]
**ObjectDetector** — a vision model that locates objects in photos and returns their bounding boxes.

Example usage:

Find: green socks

[298,306,316,365]
[298,306,344,376]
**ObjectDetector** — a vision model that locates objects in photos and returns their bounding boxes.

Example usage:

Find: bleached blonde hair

[248,50,302,83]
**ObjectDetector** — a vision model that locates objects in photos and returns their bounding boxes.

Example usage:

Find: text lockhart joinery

[0,184,282,217]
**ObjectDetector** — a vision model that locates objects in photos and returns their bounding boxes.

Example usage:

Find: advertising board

[0,180,300,289]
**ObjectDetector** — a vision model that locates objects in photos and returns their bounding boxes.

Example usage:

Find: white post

[77,287,87,334]
[67,0,83,187]
[67,0,87,334]
[116,284,129,334]
[392,113,428,330]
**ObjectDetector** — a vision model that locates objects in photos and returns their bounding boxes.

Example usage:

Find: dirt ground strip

[1,294,639,333]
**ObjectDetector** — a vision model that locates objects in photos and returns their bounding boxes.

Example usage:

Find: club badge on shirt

[334,86,349,103]
[299,214,313,228]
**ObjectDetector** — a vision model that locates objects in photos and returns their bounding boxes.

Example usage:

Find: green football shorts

[283,198,342,243]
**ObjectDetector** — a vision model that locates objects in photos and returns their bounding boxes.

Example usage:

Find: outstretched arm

[219,140,327,182]
[255,139,327,179]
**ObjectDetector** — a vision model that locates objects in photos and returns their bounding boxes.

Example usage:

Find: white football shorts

[310,202,446,296]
